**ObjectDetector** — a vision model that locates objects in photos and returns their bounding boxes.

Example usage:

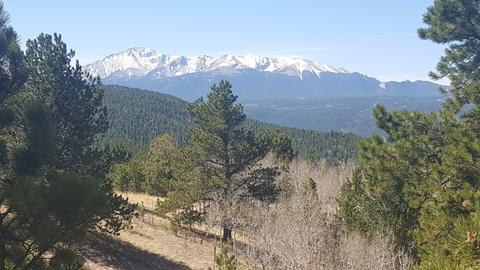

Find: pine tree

[158,81,293,242]
[143,135,179,195]
[210,243,237,270]
[109,134,179,195]
[0,15,134,268]
[0,1,25,101]
[338,1,480,268]
[0,3,29,268]
[24,33,107,172]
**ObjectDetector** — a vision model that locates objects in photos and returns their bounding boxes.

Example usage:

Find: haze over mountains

[85,47,444,101]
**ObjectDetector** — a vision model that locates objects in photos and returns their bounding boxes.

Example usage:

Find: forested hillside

[102,85,359,163]
[102,85,191,144]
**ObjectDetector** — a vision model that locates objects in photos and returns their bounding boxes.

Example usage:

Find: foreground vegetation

[339,1,480,268]
[85,161,413,270]
[104,81,413,269]
[0,4,134,269]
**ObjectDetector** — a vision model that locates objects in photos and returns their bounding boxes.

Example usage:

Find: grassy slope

[79,193,222,270]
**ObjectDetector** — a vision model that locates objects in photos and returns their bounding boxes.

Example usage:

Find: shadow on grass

[77,232,191,270]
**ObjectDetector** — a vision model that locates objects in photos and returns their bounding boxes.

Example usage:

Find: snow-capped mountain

[85,47,444,101]
[85,47,348,80]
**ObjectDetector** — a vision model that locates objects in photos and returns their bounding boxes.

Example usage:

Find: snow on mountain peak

[85,47,162,78]
[84,47,348,80]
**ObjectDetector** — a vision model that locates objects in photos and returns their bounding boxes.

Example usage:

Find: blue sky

[5,0,446,82]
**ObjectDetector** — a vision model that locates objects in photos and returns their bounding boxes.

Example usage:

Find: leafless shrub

[243,194,339,269]
[241,159,415,270]
[337,232,415,270]
[287,159,354,213]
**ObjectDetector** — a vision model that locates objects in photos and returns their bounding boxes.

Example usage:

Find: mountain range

[85,48,444,101]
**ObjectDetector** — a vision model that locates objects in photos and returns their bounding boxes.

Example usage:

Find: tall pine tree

[158,81,293,241]
[339,1,480,268]
[0,7,134,267]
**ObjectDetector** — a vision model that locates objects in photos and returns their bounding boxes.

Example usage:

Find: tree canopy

[153,81,294,241]
[339,1,480,268]
[0,7,134,268]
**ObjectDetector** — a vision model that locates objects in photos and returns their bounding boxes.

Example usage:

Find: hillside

[101,85,359,163]
[103,85,191,144]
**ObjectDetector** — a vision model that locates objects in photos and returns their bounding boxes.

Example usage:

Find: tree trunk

[0,237,5,270]
[222,226,232,242]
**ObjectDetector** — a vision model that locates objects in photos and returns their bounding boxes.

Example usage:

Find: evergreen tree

[0,12,134,268]
[158,81,293,242]
[109,134,179,195]
[0,1,25,101]
[24,33,107,172]
[0,3,30,268]
[142,135,178,195]
[0,1,26,171]
[210,244,237,270]
[339,1,480,268]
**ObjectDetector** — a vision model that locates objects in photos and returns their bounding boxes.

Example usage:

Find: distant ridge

[86,48,445,101]
[85,47,347,80]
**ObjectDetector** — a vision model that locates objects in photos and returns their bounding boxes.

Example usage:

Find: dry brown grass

[78,232,190,270]
[118,192,162,210]
[81,192,253,270]
[80,193,218,270]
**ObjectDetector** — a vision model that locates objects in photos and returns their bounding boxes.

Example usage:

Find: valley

[243,96,444,136]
